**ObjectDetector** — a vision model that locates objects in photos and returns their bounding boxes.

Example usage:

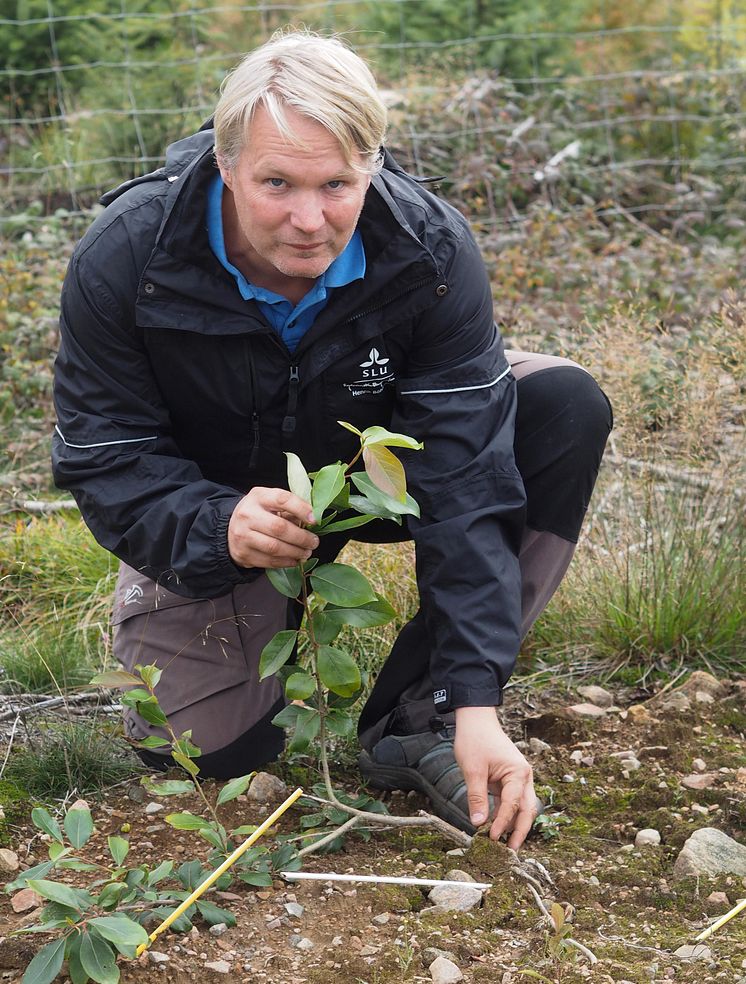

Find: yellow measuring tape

[135,786,304,956]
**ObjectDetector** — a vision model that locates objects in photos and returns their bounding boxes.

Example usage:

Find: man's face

[219,104,371,290]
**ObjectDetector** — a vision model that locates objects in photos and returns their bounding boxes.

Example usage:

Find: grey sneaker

[359,722,543,835]
[358,723,488,834]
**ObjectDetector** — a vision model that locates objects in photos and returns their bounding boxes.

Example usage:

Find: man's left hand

[453,705,537,849]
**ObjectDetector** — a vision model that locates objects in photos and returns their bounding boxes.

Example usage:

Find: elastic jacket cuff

[433,683,504,712]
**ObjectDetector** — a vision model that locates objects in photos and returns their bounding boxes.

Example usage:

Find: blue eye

[327,180,345,190]
[267,178,285,188]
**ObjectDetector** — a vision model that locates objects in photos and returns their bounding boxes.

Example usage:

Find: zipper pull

[249,411,261,469]
[282,365,300,437]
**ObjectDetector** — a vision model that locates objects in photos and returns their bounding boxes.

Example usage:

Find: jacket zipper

[341,274,438,326]
[245,344,261,470]
[282,365,300,439]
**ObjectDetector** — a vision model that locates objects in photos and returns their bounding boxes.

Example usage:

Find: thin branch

[297,815,362,857]
[0,690,111,722]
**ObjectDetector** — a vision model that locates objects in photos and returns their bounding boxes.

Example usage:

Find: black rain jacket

[52,129,527,710]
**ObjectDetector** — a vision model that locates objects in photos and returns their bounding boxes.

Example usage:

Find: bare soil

[1,675,745,984]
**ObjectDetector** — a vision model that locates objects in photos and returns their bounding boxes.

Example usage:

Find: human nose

[289,192,325,234]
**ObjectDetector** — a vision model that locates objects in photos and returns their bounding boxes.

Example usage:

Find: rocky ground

[1,669,745,984]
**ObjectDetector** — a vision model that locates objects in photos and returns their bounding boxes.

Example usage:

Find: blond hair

[214,30,387,174]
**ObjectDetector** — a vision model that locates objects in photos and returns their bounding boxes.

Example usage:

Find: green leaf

[28,880,95,912]
[107,836,129,866]
[64,807,94,850]
[134,663,162,689]
[325,596,397,629]
[172,750,200,778]
[287,707,320,754]
[216,773,254,806]
[347,494,403,522]
[21,937,66,984]
[336,419,362,437]
[237,869,273,887]
[266,565,303,599]
[135,735,170,749]
[316,646,361,697]
[258,629,297,680]
[285,672,316,701]
[174,733,201,757]
[310,563,376,607]
[231,824,258,837]
[5,860,54,892]
[165,812,212,831]
[89,670,141,688]
[119,688,152,705]
[285,451,312,502]
[363,444,406,500]
[134,700,169,728]
[89,914,149,950]
[318,513,377,535]
[326,709,356,738]
[47,842,66,862]
[31,808,63,844]
[350,472,420,517]
[147,860,174,886]
[310,610,342,644]
[141,778,194,796]
[79,929,119,984]
[360,425,424,450]
[177,860,205,890]
[66,932,87,984]
[97,881,129,909]
[270,703,301,730]
[311,462,346,522]
[195,900,236,927]
[198,826,226,850]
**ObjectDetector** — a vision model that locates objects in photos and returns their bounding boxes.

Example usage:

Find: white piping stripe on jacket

[400,363,511,396]
[55,424,157,449]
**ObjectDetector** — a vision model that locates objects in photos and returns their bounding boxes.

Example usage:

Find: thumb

[464,771,490,827]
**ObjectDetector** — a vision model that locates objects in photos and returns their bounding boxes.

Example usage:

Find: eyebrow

[256,161,358,181]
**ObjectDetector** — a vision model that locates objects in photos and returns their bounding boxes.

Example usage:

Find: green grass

[3,720,141,800]
[527,474,746,677]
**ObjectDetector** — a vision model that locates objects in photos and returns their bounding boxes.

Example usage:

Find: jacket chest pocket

[321,339,399,449]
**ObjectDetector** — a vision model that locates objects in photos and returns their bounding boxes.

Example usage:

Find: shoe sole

[358,749,476,834]
[358,750,545,838]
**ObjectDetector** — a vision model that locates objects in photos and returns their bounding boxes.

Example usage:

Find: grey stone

[247,771,289,803]
[428,873,483,912]
[692,758,707,772]
[372,913,390,925]
[423,947,458,965]
[148,952,170,965]
[444,868,476,883]
[635,829,661,848]
[144,801,164,815]
[528,737,552,755]
[204,960,231,974]
[567,702,608,718]
[429,955,464,983]
[673,828,746,879]
[678,670,726,699]
[295,937,314,951]
[285,902,304,918]
[0,849,19,873]
[577,685,614,708]
[673,944,713,961]
[659,693,691,713]
[209,923,228,937]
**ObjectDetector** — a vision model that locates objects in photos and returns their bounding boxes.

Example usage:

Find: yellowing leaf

[363,444,406,501]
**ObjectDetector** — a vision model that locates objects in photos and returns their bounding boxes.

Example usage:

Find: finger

[251,512,319,552]
[506,790,539,851]
[489,777,523,842]
[237,530,314,566]
[463,770,491,828]
[255,487,315,525]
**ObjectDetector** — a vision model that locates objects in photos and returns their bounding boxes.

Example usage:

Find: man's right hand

[228,487,319,569]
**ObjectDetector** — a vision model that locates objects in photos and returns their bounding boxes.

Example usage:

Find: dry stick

[508,852,598,966]
[0,690,109,722]
[606,454,743,498]
[0,712,21,780]
[11,499,79,513]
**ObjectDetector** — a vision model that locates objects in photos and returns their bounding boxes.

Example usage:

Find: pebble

[626,704,655,723]
[423,947,458,965]
[11,888,42,912]
[265,918,282,930]
[428,871,483,912]
[446,848,466,857]
[285,902,304,918]
[144,802,165,815]
[295,937,314,951]
[692,758,707,772]
[148,952,170,965]
[577,684,614,707]
[673,944,713,961]
[204,960,231,973]
[588,876,600,887]
[372,913,390,925]
[247,772,289,803]
[706,891,730,905]
[635,829,662,848]
[528,737,552,755]
[209,923,228,937]
[659,693,691,713]
[678,670,726,698]
[681,773,719,790]
[429,955,464,983]
[0,849,20,874]
[567,702,607,718]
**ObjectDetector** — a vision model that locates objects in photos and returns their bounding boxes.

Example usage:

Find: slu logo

[123,584,144,606]
[344,345,395,396]
[359,347,390,380]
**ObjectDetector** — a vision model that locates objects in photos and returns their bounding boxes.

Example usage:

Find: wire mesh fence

[1,0,745,233]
